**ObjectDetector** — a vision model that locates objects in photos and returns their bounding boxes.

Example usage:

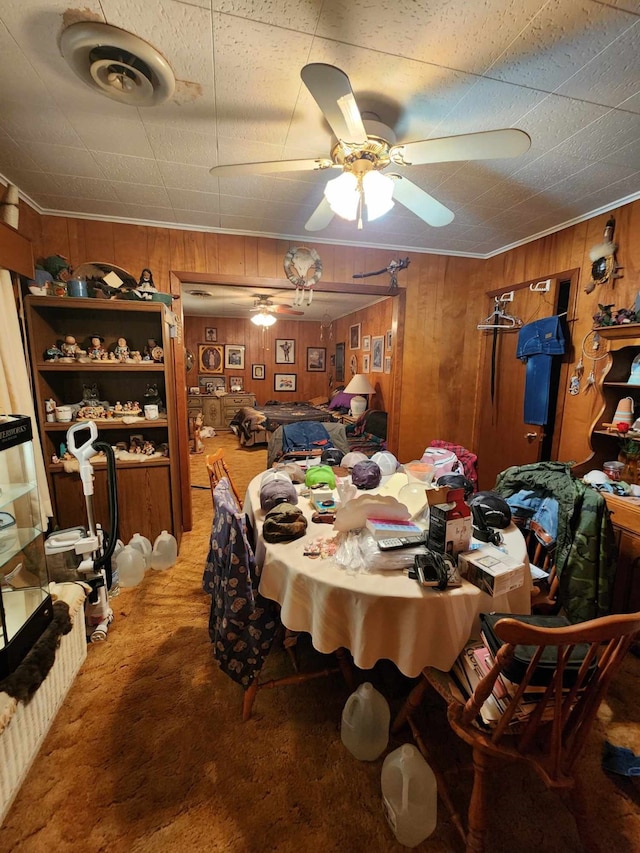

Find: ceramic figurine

[114,337,130,362]
[60,334,82,360]
[133,268,158,300]
[88,335,106,360]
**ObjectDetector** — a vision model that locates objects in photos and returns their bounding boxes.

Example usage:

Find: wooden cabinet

[604,494,640,613]
[196,392,255,430]
[24,296,182,545]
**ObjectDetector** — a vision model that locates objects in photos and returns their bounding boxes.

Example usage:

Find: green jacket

[494,461,616,622]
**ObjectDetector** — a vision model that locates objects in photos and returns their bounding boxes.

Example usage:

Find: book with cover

[365,517,425,540]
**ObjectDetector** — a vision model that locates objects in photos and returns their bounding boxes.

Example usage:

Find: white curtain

[0,184,52,523]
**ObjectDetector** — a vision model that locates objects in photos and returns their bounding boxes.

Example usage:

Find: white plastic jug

[116,545,145,588]
[381,744,437,847]
[150,530,178,571]
[128,533,152,570]
[109,538,124,598]
[341,682,390,761]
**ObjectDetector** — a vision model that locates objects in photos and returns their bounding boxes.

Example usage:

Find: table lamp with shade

[344,374,376,417]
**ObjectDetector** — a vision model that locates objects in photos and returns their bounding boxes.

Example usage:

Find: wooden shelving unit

[24,296,182,544]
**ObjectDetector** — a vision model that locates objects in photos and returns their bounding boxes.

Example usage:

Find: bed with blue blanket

[229,402,337,447]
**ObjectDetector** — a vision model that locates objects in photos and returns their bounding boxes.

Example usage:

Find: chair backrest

[458,612,640,786]
[514,519,560,613]
[206,449,242,510]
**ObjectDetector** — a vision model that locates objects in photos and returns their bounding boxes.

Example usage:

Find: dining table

[244,472,532,678]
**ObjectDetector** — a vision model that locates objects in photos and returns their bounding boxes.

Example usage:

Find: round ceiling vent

[60,22,175,107]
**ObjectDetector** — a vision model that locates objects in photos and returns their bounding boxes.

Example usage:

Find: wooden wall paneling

[257,237,278,279]
[66,219,86,268]
[183,230,208,273]
[203,232,219,273]
[17,199,42,249]
[39,217,72,265]
[82,221,116,266]
[169,230,189,273]
[147,226,172,293]
[113,223,147,279]
[332,245,353,282]
[218,233,246,274]
[0,221,33,278]
[243,236,259,278]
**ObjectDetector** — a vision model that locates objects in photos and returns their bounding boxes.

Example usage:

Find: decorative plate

[284,246,322,288]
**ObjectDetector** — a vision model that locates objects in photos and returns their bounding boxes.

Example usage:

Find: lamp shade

[344,374,376,396]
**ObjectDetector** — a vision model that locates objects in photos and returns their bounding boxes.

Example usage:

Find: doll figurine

[60,334,81,359]
[134,268,158,300]
[88,335,106,360]
[114,337,130,362]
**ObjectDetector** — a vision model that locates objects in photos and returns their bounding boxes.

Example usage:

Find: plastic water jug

[128,533,152,570]
[150,530,178,571]
[381,744,437,847]
[116,545,145,588]
[109,538,124,598]
[341,682,390,761]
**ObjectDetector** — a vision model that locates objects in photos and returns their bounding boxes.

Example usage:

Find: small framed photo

[307,346,326,372]
[198,344,224,374]
[372,336,384,371]
[205,327,217,342]
[189,386,200,394]
[384,356,392,374]
[252,363,265,380]
[275,339,295,364]
[225,344,245,370]
[274,373,297,392]
[385,329,393,350]
[363,354,371,373]
[199,375,225,393]
[362,335,371,352]
[229,376,243,392]
[349,323,361,350]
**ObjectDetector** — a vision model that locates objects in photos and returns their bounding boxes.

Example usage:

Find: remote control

[377,536,425,550]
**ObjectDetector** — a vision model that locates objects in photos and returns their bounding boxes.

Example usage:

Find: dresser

[188,392,256,430]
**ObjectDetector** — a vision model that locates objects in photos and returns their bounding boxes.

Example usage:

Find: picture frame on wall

[225,344,245,370]
[349,323,361,350]
[372,336,384,371]
[307,346,326,372]
[252,363,265,380]
[275,339,295,364]
[199,375,225,393]
[229,377,243,392]
[198,344,224,374]
[386,329,393,350]
[274,373,297,392]
[205,327,217,342]
[362,335,371,352]
[335,342,345,382]
[384,356,392,374]
[363,354,371,373]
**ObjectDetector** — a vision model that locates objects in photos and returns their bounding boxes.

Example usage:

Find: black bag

[479,613,596,688]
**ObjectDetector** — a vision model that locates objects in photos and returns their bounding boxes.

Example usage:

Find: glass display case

[0,415,52,679]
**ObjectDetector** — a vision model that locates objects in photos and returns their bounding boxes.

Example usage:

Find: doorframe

[168,271,406,531]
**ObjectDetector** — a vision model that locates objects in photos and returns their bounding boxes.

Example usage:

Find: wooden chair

[206,449,242,511]
[391,611,640,853]
[515,518,560,613]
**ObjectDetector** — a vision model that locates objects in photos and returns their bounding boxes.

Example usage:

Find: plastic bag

[335,530,366,575]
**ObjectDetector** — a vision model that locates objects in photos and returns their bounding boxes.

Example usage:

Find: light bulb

[324,172,359,220]
[363,171,394,221]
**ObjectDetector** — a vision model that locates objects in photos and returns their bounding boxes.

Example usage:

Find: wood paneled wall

[185,316,330,405]
[333,297,394,410]
[16,196,640,468]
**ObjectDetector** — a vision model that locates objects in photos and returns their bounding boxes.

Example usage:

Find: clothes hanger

[477,297,523,331]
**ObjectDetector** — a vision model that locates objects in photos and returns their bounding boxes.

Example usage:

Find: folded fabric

[263,502,308,543]
[282,421,333,453]
[602,741,640,776]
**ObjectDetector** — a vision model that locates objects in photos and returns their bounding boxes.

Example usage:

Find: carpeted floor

[3,432,640,852]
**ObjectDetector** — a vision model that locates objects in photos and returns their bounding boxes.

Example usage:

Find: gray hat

[259,479,298,511]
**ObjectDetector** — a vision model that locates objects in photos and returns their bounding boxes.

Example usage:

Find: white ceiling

[1,1,639,258]
[182,283,388,319]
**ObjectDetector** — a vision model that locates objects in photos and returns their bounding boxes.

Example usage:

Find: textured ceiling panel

[0,0,638,258]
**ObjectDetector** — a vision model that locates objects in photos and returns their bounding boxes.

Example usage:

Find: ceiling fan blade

[390,175,454,227]
[274,305,304,316]
[301,63,367,146]
[210,158,334,177]
[390,128,531,167]
[305,197,335,232]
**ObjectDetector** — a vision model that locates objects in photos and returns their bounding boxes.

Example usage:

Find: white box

[458,545,525,597]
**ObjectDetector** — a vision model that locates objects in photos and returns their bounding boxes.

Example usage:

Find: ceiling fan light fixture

[362,171,394,221]
[324,172,359,220]
[251,312,277,327]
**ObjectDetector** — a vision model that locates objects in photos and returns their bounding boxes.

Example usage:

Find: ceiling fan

[210,63,531,232]
[249,295,304,316]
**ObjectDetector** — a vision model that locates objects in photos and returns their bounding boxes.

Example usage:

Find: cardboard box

[458,545,525,597]
[427,493,472,560]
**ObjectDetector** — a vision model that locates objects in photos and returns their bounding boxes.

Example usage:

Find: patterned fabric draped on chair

[204,478,278,686]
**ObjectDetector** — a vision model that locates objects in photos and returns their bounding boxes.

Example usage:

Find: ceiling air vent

[60,22,175,106]
[188,290,214,298]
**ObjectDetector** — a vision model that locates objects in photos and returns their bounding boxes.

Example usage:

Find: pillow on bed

[328,391,355,410]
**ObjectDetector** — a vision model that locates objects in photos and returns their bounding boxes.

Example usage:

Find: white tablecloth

[245,476,531,677]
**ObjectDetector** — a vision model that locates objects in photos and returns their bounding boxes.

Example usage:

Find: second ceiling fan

[210,63,531,232]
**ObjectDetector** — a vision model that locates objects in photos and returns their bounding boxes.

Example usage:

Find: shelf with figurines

[38,333,164,368]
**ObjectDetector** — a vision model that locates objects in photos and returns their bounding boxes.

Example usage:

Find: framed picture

[362,335,371,352]
[199,375,225,392]
[349,323,361,350]
[229,376,243,392]
[372,336,384,371]
[252,363,265,380]
[275,339,295,364]
[363,354,371,373]
[205,327,217,342]
[225,344,245,370]
[198,344,224,374]
[274,373,297,392]
[335,342,345,382]
[386,329,393,350]
[189,386,200,395]
[384,355,392,374]
[307,346,326,372]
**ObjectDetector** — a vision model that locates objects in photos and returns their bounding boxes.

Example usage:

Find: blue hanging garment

[516,316,565,425]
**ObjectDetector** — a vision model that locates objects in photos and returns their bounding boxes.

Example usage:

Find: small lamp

[344,373,376,417]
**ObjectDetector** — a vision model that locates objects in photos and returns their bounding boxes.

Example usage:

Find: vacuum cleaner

[44,421,119,643]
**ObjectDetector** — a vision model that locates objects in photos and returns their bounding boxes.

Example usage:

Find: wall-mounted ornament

[585,217,623,294]
[284,246,322,306]
[353,257,410,294]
